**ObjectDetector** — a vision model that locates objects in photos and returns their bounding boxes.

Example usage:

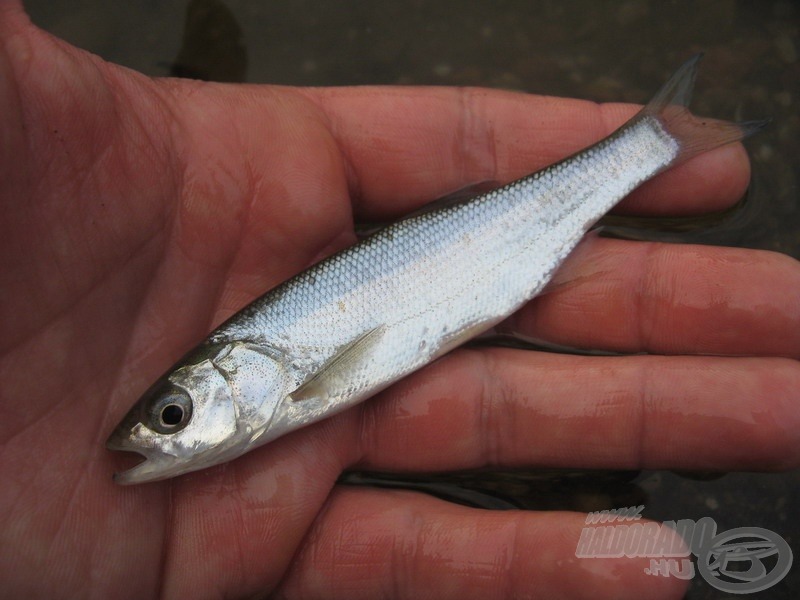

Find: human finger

[350,349,800,473]
[307,86,752,220]
[505,238,800,357]
[275,486,688,600]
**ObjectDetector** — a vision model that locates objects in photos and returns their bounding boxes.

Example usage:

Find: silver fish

[107,55,764,484]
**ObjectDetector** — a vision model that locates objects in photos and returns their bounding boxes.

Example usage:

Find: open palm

[2,3,798,599]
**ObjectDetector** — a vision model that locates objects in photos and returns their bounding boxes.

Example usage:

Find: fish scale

[212,117,675,376]
[107,55,765,483]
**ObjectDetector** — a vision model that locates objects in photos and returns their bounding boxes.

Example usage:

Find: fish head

[107,342,291,484]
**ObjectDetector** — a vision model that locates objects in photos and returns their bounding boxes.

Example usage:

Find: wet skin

[1,2,799,598]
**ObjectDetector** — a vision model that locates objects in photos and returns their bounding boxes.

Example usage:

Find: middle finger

[350,348,800,473]
[506,238,800,357]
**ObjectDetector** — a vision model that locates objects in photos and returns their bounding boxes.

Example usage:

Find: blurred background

[25,1,799,597]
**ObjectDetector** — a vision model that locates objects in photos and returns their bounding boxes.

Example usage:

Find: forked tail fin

[640,53,768,165]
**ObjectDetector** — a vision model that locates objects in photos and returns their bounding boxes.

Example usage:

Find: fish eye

[161,403,185,426]
[146,389,193,434]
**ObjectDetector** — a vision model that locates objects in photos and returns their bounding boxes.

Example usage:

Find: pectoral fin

[288,326,386,404]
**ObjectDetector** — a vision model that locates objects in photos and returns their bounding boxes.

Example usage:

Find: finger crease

[636,242,660,350]
[634,360,651,468]
[503,513,524,599]
[478,351,500,467]
[457,87,499,185]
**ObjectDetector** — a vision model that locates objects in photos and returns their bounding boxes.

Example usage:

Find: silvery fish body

[107,56,762,483]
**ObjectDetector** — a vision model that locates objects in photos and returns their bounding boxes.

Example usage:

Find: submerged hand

[1,3,798,599]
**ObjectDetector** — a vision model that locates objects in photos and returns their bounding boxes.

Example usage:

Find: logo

[575,506,793,594]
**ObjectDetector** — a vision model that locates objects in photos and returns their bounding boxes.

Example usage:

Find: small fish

[107,55,765,484]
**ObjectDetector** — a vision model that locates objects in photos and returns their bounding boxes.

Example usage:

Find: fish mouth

[109,452,155,485]
[106,425,179,485]
[105,401,167,484]
[106,436,161,485]
[106,423,225,485]
[106,446,186,485]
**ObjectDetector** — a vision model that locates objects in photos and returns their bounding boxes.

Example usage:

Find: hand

[2,3,798,599]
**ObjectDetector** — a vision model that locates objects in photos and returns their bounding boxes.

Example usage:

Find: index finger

[306,86,752,220]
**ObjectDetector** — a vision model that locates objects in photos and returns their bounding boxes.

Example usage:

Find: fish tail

[639,53,769,165]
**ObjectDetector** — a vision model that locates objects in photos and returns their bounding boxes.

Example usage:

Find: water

[25,1,799,598]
